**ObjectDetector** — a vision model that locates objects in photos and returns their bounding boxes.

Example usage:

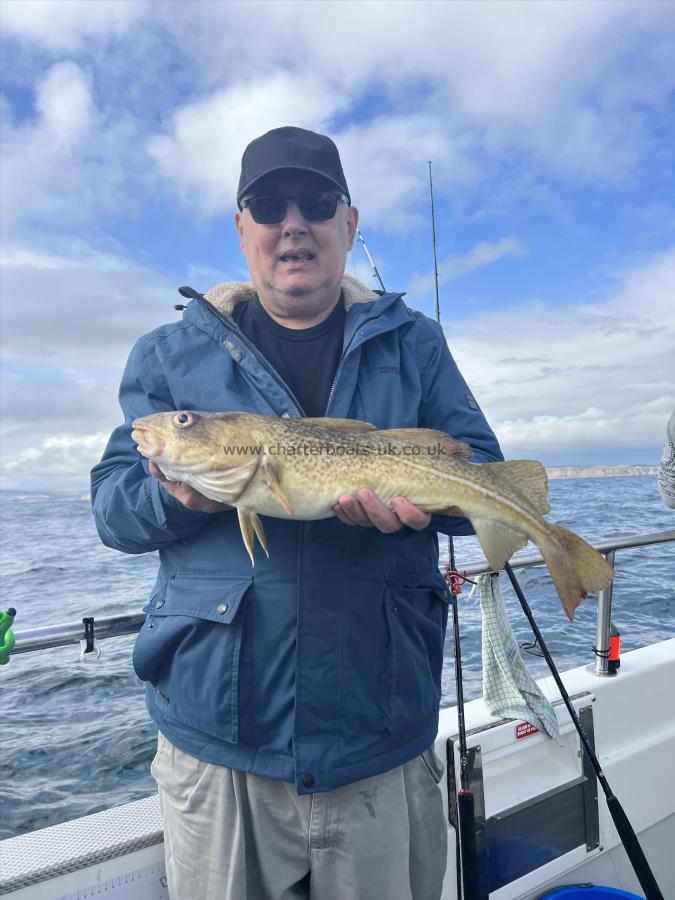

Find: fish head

[132,410,261,475]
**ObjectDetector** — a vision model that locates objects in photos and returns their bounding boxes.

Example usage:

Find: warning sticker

[515,722,539,740]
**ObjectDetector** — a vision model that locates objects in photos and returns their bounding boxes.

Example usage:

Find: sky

[1,0,674,490]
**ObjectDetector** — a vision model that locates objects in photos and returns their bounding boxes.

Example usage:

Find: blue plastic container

[540,887,643,899]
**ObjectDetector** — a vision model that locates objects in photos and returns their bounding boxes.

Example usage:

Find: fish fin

[261,458,295,516]
[289,417,377,432]
[250,511,269,558]
[237,508,256,566]
[540,523,614,620]
[470,517,530,571]
[377,429,472,458]
[185,458,260,505]
[483,460,550,515]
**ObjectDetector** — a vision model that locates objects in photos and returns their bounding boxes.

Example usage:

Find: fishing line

[520,635,545,658]
[504,562,664,900]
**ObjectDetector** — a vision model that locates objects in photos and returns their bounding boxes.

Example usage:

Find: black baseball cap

[237,126,350,209]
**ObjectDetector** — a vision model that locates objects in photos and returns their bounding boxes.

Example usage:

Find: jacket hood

[203,275,380,317]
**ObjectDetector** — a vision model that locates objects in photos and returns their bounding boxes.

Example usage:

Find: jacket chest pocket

[133,573,253,743]
[381,572,450,733]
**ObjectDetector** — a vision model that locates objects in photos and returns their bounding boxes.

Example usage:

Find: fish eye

[173,412,195,428]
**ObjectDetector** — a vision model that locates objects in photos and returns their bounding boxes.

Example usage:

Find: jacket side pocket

[381,571,449,733]
[133,573,253,743]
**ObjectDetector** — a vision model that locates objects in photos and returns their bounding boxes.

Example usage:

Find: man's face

[235,171,359,326]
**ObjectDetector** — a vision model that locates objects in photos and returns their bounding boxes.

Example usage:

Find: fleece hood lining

[203,275,379,317]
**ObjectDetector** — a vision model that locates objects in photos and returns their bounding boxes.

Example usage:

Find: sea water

[0,476,672,840]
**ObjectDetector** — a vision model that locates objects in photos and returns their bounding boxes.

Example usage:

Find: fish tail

[539,524,614,621]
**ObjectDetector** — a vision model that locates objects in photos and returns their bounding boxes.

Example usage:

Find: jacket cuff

[148,477,215,530]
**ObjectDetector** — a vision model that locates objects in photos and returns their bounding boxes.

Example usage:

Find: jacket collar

[203,274,383,316]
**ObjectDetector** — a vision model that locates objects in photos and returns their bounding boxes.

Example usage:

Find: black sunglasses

[241,191,349,225]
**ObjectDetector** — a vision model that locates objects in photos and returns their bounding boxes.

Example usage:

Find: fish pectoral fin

[237,508,269,564]
[191,459,260,505]
[376,429,472,459]
[470,517,529,571]
[289,417,377,432]
[261,458,295,517]
[482,460,550,515]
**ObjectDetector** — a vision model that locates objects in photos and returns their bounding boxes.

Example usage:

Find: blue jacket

[91,276,503,794]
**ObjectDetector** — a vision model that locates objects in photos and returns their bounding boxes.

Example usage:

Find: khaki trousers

[152,733,448,900]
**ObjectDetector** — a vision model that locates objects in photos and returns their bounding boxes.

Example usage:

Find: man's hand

[333,489,431,533]
[149,462,232,514]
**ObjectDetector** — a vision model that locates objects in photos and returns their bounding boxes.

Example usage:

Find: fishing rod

[429,158,483,898]
[428,161,441,324]
[356,229,386,292]
[504,563,664,900]
[446,544,485,900]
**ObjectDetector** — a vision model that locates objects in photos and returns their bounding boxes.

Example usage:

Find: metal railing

[8,530,674,671]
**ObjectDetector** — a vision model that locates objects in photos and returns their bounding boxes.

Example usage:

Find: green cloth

[470,573,559,740]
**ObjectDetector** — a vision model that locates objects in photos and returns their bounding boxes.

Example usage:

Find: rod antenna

[357,230,386,293]
[428,161,441,323]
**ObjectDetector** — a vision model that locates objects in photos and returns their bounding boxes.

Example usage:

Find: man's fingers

[391,497,432,531]
[334,495,374,527]
[148,462,167,482]
[355,489,401,533]
[333,504,358,526]
[333,491,431,534]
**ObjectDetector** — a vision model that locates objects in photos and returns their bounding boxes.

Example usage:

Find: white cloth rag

[470,573,559,740]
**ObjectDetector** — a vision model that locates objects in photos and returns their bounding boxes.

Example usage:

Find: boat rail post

[594,549,616,677]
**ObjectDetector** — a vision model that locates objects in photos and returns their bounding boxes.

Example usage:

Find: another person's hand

[333,489,431,533]
[149,462,232,514]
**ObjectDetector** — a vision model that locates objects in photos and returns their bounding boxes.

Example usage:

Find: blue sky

[1,0,674,489]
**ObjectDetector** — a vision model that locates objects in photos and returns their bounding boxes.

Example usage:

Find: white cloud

[145,1,675,223]
[0,238,179,491]
[148,72,348,218]
[409,236,526,296]
[336,114,479,233]
[0,240,177,367]
[35,60,95,147]
[2,0,674,488]
[2,432,109,490]
[4,2,674,237]
[0,0,145,51]
[1,61,140,238]
[448,247,675,463]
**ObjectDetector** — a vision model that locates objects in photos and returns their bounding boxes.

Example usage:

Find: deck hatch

[447,701,599,893]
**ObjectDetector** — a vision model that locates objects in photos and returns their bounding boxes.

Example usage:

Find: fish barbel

[131,411,613,619]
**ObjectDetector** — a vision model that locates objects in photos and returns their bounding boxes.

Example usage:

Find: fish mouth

[131,426,165,460]
[278,248,315,263]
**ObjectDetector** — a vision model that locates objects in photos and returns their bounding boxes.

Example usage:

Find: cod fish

[131,411,613,619]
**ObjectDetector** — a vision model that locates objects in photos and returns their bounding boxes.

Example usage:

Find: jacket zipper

[196,295,305,418]
[324,311,398,415]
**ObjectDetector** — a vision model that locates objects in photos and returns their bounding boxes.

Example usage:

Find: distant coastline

[545,465,658,479]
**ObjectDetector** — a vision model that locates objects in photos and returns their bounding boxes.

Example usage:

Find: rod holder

[594,549,616,677]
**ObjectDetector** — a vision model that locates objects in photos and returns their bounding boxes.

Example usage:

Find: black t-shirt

[232,294,345,417]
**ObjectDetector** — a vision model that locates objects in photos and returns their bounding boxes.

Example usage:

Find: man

[91,126,503,899]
